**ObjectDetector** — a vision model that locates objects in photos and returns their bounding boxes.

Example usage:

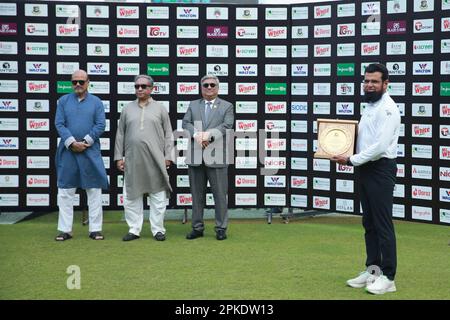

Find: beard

[363,90,384,103]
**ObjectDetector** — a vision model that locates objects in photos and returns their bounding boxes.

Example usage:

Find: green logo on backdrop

[441,82,450,96]
[57,81,72,93]
[147,63,169,76]
[337,63,355,76]
[265,83,287,95]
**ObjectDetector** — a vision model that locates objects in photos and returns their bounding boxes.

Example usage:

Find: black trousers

[359,158,397,280]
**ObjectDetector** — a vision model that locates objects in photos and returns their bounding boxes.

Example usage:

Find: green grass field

[0,212,449,300]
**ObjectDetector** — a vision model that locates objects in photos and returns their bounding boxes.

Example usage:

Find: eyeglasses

[202,83,217,88]
[134,84,150,90]
[71,80,86,85]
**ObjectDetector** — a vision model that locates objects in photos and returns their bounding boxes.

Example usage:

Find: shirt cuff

[83,135,94,146]
[64,136,76,149]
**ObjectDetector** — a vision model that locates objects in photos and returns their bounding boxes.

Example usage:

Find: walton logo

[267,28,285,37]
[339,104,352,113]
[118,46,137,55]
[414,84,431,94]
[119,8,137,17]
[28,120,48,129]
[413,126,431,136]
[178,46,197,56]
[28,82,47,92]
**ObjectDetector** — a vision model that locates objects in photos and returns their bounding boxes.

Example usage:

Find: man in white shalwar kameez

[114,75,174,241]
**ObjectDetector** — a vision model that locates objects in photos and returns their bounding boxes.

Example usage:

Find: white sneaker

[346,271,378,288]
[366,275,396,295]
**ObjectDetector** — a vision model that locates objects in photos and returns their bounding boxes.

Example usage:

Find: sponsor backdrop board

[0,1,449,225]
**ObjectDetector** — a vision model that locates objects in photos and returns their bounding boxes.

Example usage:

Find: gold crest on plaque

[314,119,358,159]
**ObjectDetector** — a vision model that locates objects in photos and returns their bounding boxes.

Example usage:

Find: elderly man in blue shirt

[54,70,108,241]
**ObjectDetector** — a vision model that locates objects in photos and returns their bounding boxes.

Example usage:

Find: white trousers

[57,188,103,233]
[123,184,167,236]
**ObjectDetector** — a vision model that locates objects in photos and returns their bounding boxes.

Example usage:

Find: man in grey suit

[182,75,234,240]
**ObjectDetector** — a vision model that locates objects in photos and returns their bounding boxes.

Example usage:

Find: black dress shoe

[216,230,227,240]
[186,230,204,240]
[122,233,140,241]
[154,232,166,241]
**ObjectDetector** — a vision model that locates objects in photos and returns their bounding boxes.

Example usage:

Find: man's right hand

[69,141,88,153]
[116,159,125,172]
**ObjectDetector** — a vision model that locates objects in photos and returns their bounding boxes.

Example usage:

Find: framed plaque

[314,119,358,159]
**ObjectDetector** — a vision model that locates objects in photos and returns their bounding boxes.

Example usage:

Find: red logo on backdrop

[206,26,228,38]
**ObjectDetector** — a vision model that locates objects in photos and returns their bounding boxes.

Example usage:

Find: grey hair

[134,75,154,86]
[201,75,220,85]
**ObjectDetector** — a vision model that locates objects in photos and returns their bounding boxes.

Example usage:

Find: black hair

[364,63,389,81]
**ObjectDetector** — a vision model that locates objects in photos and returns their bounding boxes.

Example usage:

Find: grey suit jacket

[182,97,234,168]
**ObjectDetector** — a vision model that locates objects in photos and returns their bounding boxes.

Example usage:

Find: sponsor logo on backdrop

[147,7,169,19]
[0,99,18,112]
[264,176,286,188]
[412,206,432,221]
[177,7,198,19]
[292,26,308,39]
[207,26,228,38]
[387,21,406,34]
[147,26,169,38]
[412,165,433,180]
[86,5,108,18]
[235,194,257,206]
[314,5,331,18]
[292,45,308,57]
[314,25,331,38]
[235,176,257,187]
[236,26,258,39]
[117,25,139,38]
[291,176,307,189]
[338,23,355,37]
[414,19,434,33]
[237,8,258,20]
[117,6,139,19]
[0,23,17,35]
[206,7,228,20]
[313,196,330,209]
[25,4,48,17]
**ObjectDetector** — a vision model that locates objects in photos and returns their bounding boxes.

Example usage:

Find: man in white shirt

[332,63,401,295]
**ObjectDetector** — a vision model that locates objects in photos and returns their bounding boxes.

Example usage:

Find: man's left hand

[165,160,172,169]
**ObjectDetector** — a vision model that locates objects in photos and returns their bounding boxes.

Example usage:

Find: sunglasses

[71,80,87,85]
[202,83,217,88]
[134,84,150,90]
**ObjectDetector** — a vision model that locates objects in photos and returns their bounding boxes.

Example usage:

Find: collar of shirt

[137,98,153,108]
[204,99,215,107]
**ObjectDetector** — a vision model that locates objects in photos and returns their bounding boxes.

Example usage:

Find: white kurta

[114,99,175,200]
